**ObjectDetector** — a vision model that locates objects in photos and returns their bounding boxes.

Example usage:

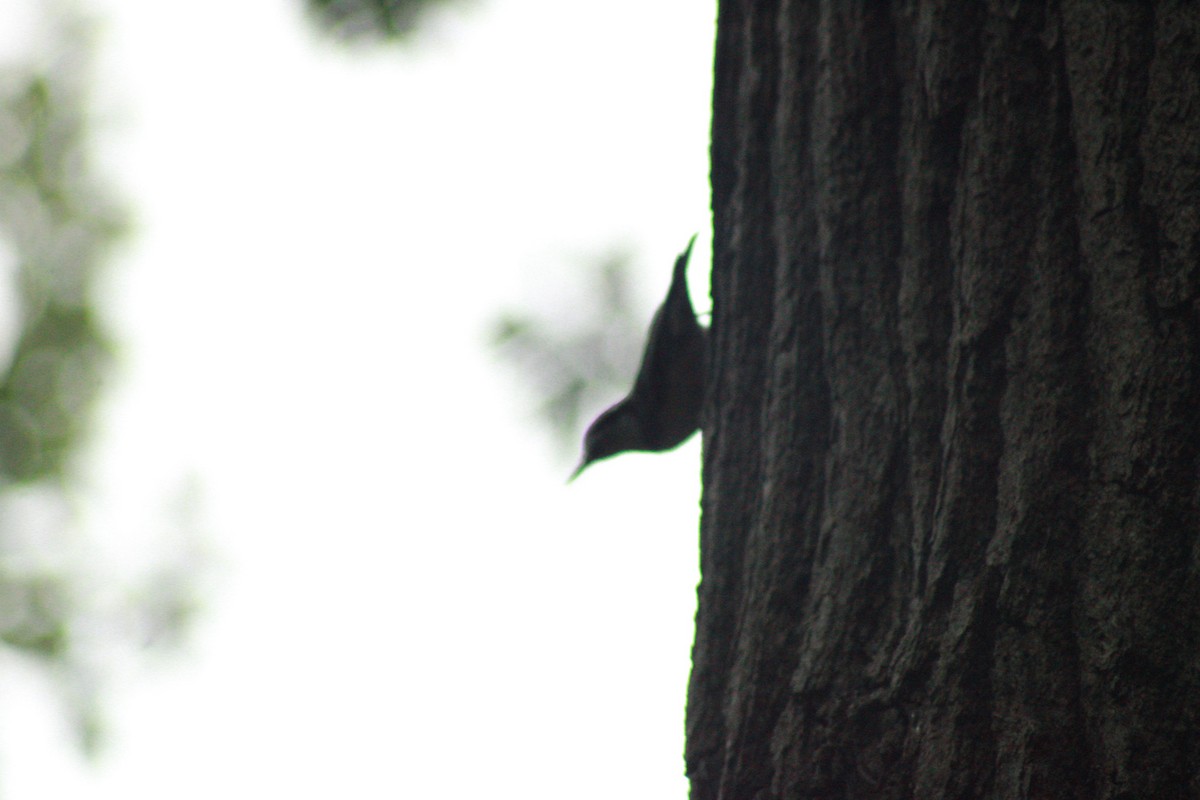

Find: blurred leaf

[0,570,69,658]
[304,0,464,42]
[0,23,123,486]
[0,11,206,760]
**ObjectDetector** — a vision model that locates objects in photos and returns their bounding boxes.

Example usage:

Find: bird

[570,235,707,480]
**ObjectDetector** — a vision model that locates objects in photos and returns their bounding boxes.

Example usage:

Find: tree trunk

[687,2,1200,798]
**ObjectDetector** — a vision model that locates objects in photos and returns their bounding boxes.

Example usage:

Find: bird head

[569,399,643,481]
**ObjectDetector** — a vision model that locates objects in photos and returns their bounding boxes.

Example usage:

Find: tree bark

[687,2,1200,798]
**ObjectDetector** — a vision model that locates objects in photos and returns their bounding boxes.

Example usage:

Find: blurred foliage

[304,0,463,42]
[0,13,204,759]
[0,70,119,484]
[491,252,648,455]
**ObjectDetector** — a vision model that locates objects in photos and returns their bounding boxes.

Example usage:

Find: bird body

[571,236,707,480]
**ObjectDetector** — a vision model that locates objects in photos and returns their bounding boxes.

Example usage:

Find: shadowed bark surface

[688,2,1200,798]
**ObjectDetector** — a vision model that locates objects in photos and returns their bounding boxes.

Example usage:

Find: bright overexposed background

[0,1,714,797]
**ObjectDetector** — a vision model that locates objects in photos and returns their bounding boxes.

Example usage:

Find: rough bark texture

[687,2,1200,798]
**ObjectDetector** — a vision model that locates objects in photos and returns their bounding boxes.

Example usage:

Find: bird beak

[567,458,588,483]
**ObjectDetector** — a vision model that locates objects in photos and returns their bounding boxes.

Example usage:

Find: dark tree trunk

[687,2,1200,798]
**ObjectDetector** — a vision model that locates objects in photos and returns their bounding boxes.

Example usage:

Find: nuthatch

[570,235,707,480]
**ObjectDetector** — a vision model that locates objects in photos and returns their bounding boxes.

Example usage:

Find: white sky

[0,1,715,798]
